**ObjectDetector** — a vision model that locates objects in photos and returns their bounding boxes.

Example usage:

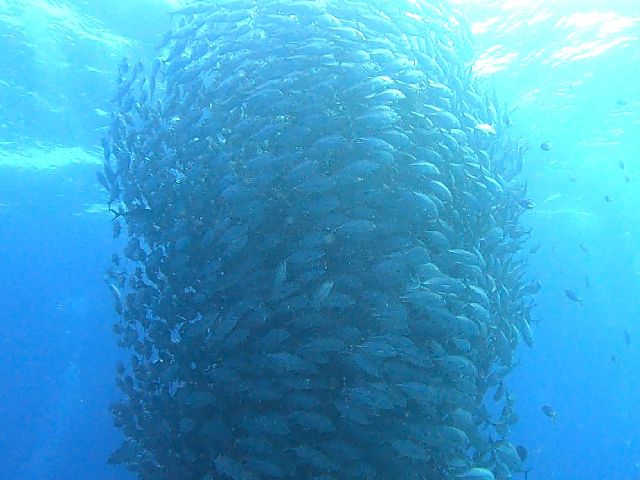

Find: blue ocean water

[0,0,638,479]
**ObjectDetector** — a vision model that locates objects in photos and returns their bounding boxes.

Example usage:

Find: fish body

[516,445,528,462]
[108,283,123,315]
[564,289,583,306]
[274,260,287,286]
[104,1,539,476]
[457,467,495,480]
[112,219,122,239]
[542,405,557,421]
[519,199,535,209]
[474,123,496,135]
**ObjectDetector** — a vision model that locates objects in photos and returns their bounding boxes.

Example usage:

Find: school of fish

[100,0,538,478]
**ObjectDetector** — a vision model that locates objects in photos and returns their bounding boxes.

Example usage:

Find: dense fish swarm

[101,0,538,479]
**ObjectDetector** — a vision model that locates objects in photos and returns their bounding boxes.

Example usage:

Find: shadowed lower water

[0,1,639,479]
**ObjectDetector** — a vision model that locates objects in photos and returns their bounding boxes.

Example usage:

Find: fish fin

[109,207,123,221]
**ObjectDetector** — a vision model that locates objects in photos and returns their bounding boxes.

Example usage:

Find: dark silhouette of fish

[516,445,528,461]
[564,289,583,306]
[101,1,544,476]
[519,199,535,209]
[542,405,557,421]
[540,141,552,151]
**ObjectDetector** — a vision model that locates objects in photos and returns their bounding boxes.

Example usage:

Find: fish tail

[109,207,123,221]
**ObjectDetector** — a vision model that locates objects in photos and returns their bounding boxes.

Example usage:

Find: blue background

[0,0,639,478]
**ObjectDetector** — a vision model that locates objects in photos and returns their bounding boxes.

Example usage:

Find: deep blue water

[0,1,639,479]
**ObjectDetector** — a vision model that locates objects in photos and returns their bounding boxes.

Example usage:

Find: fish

[625,329,630,347]
[310,281,334,309]
[493,381,506,402]
[103,0,538,477]
[96,171,110,191]
[564,289,583,306]
[410,161,441,177]
[529,242,542,254]
[541,405,557,421]
[214,455,256,480]
[540,141,552,151]
[456,467,496,480]
[516,445,528,462]
[519,199,535,209]
[108,283,123,315]
[112,219,122,239]
[474,123,496,135]
[411,190,440,217]
[273,260,287,293]
[618,160,625,169]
